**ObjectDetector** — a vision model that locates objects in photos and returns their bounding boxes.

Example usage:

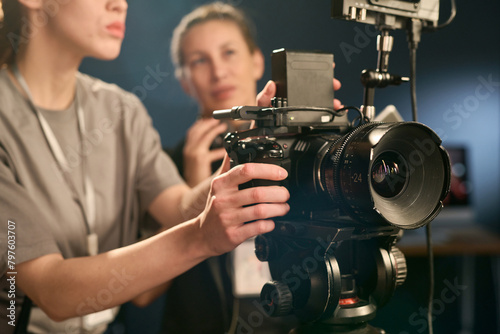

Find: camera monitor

[331,0,440,30]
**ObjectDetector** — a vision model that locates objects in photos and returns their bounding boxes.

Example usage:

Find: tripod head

[256,221,407,334]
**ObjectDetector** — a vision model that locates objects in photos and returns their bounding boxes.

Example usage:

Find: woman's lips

[106,22,126,39]
[212,86,236,100]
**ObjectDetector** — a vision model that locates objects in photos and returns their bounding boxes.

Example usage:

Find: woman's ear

[252,48,265,81]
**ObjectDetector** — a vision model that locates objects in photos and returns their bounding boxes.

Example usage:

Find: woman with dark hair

[0,1,289,333]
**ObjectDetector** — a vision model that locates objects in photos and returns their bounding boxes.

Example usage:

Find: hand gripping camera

[214,48,450,333]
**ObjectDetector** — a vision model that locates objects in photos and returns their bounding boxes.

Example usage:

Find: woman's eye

[191,57,207,66]
[224,49,236,57]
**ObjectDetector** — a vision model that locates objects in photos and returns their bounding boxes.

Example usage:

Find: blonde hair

[171,1,258,79]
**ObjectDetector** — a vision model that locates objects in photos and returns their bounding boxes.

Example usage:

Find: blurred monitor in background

[443,146,471,207]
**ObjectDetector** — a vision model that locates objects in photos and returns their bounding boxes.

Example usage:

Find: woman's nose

[211,58,228,81]
[107,0,128,14]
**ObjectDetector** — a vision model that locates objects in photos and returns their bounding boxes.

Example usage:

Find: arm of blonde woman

[15,161,289,321]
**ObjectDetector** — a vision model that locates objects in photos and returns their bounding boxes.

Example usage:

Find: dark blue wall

[80,0,500,227]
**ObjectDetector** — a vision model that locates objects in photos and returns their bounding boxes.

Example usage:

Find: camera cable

[407,17,435,334]
[407,2,458,331]
[336,105,370,126]
[262,106,347,118]
[425,224,435,334]
[426,0,457,32]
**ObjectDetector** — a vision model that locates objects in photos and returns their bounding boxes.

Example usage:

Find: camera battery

[272,49,334,125]
[272,49,334,108]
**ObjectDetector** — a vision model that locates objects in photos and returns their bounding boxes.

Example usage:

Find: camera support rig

[215,102,450,334]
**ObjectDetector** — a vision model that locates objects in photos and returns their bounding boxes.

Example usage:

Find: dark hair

[171,1,258,79]
[0,0,23,67]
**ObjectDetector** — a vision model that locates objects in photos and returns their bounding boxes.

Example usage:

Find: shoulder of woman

[76,72,134,98]
[76,71,145,112]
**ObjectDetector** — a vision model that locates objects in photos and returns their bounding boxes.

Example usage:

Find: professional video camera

[214,1,451,333]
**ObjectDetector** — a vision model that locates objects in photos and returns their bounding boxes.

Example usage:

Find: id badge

[82,307,118,330]
[232,237,272,297]
[87,233,99,256]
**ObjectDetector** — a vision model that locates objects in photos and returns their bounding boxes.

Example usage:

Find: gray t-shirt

[0,68,183,333]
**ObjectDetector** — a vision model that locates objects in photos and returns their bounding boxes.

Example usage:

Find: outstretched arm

[15,161,289,321]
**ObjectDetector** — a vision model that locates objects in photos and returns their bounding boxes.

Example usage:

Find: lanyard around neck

[11,64,98,255]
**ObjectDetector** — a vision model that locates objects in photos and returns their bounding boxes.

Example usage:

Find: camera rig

[213,1,451,333]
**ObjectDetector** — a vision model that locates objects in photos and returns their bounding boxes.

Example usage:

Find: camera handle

[360,29,409,120]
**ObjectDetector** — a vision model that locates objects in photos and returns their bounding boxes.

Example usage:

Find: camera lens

[320,122,451,229]
[370,151,408,198]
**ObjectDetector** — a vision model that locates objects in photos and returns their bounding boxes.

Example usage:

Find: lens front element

[371,151,408,198]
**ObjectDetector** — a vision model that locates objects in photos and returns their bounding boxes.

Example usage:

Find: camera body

[216,49,450,231]
[224,120,451,229]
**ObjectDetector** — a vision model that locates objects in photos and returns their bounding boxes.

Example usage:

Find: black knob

[260,281,293,317]
[255,235,275,262]
[390,246,407,286]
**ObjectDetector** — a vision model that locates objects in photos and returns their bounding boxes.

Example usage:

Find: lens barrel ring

[323,122,380,220]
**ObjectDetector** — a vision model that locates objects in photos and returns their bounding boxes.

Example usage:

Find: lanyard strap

[12,64,98,255]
